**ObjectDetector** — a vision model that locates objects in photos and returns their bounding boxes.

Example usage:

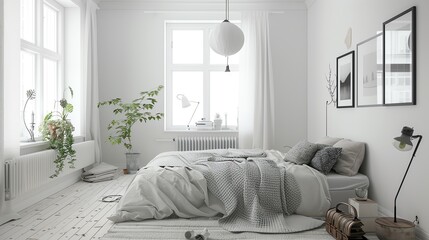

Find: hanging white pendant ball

[209,20,245,57]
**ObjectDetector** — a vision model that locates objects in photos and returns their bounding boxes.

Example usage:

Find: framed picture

[336,51,355,108]
[356,33,383,107]
[383,6,416,105]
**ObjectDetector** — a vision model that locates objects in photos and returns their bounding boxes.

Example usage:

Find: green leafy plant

[39,87,76,178]
[98,85,164,152]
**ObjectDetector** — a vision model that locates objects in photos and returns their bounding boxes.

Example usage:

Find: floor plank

[0,174,134,240]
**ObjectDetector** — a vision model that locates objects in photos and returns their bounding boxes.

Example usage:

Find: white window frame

[20,0,65,140]
[165,22,239,131]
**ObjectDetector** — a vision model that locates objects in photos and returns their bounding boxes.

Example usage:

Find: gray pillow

[332,139,366,176]
[310,147,342,174]
[284,140,319,165]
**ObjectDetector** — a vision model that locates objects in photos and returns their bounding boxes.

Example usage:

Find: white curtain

[0,0,21,225]
[239,11,275,150]
[82,0,101,164]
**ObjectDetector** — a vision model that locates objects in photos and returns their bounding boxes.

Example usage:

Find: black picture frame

[336,51,355,108]
[356,33,383,107]
[383,6,416,106]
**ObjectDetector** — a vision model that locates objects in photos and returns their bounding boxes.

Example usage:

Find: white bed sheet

[326,173,369,207]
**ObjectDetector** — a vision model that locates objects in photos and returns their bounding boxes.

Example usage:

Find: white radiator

[4,141,95,200]
[177,136,238,151]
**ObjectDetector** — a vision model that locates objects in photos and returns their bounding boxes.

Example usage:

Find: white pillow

[332,139,365,176]
[316,136,343,146]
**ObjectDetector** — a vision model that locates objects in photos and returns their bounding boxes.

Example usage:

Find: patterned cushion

[310,147,342,174]
[284,140,319,165]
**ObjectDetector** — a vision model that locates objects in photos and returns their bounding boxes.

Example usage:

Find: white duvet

[108,149,331,223]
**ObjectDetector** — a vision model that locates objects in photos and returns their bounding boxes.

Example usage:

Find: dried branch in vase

[326,65,336,106]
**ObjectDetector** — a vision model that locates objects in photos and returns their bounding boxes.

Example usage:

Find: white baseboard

[8,170,82,212]
[378,205,429,240]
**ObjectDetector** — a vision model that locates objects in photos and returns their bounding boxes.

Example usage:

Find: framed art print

[336,51,355,108]
[383,6,416,105]
[357,33,383,107]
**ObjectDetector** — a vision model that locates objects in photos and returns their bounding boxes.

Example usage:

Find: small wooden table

[375,217,415,240]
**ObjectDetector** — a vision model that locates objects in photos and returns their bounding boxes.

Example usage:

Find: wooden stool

[375,217,415,240]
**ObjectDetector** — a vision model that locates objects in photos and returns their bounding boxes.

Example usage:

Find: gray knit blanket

[193,158,302,233]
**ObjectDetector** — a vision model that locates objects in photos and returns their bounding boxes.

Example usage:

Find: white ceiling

[96,0,316,11]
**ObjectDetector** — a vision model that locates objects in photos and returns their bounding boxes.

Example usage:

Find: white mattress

[326,173,369,207]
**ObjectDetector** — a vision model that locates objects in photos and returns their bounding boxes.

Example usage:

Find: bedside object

[326,202,365,240]
[349,198,378,233]
[375,217,415,240]
[355,187,368,201]
[375,126,421,240]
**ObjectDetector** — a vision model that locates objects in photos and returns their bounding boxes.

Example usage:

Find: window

[20,0,64,140]
[165,22,240,131]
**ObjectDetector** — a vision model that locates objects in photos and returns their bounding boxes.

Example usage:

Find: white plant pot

[214,119,222,130]
[126,153,141,174]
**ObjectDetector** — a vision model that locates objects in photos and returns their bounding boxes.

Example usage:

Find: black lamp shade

[393,126,414,151]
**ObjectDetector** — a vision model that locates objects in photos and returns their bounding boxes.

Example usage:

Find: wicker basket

[325,202,367,240]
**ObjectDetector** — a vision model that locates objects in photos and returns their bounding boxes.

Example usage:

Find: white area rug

[102,218,379,240]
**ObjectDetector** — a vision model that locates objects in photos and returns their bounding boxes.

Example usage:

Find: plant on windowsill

[39,87,76,178]
[97,85,164,174]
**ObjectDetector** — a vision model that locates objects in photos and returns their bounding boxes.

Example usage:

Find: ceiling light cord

[225,0,229,20]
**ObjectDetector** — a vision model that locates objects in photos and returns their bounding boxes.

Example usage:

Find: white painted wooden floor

[0,174,134,240]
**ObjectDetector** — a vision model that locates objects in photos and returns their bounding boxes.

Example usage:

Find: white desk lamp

[176,94,200,130]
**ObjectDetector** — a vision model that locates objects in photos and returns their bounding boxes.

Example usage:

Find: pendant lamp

[209,0,244,72]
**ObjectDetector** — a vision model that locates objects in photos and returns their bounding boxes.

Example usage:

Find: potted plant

[39,87,76,178]
[98,85,164,173]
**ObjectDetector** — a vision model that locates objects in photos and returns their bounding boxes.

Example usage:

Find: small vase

[125,153,141,174]
[214,119,222,130]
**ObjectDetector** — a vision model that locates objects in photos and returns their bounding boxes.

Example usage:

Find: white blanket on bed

[108,150,331,227]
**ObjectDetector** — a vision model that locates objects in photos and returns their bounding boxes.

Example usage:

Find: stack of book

[195,119,214,130]
[81,162,120,183]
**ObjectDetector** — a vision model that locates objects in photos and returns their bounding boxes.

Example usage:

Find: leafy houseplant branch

[98,85,164,153]
[40,87,76,178]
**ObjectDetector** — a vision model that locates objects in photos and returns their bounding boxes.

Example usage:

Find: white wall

[97,8,308,168]
[307,0,429,237]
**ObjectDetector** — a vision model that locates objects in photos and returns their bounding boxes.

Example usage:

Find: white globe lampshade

[209,20,244,57]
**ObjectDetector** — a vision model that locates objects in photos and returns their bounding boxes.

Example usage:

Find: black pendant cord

[394,135,423,222]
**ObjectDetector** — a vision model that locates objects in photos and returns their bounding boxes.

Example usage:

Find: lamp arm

[394,135,423,222]
[187,102,200,128]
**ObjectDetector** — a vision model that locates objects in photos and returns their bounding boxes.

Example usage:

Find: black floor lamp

[375,126,422,240]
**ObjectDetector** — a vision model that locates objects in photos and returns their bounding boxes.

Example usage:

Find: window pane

[210,72,239,128]
[43,58,58,115]
[43,3,58,52]
[172,72,203,126]
[20,0,36,43]
[20,51,37,138]
[172,30,203,64]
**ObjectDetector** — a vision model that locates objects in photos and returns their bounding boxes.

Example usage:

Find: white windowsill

[20,136,85,155]
[164,129,238,133]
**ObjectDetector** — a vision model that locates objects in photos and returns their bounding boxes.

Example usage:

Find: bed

[327,173,369,207]
[108,141,368,233]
